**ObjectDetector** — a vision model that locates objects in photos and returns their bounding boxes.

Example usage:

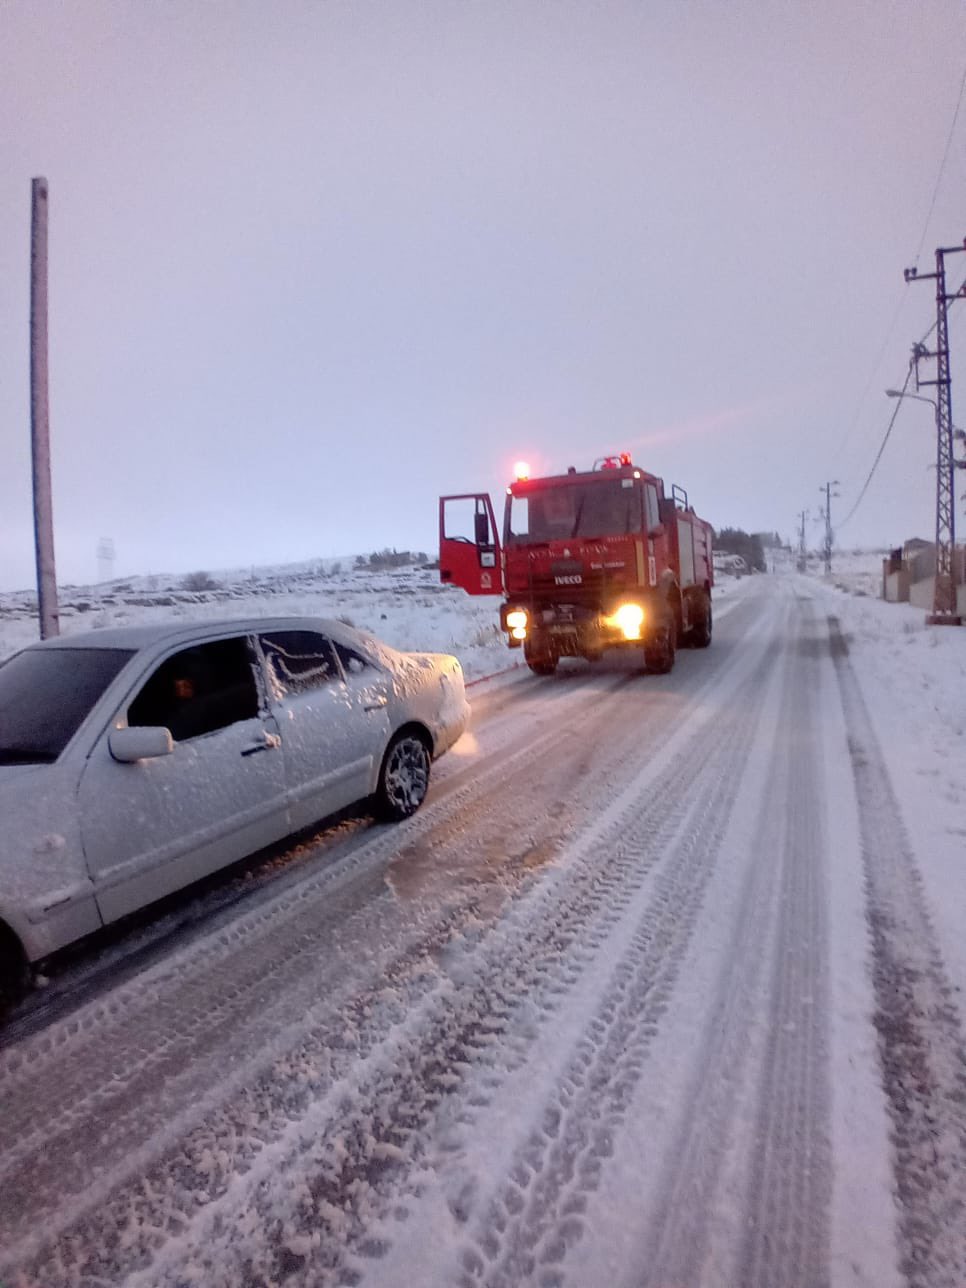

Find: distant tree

[329,560,342,576]
[181,571,220,591]
[714,527,766,573]
[354,554,368,569]
[756,531,784,550]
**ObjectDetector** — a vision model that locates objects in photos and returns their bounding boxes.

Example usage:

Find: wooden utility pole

[30,176,59,638]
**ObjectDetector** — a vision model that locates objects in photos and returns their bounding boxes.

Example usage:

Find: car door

[78,634,288,924]
[258,629,392,829]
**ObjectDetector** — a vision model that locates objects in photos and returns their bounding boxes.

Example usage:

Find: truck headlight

[506,609,528,630]
[611,603,645,640]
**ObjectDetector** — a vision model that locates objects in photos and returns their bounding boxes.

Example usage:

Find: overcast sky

[2,1,965,590]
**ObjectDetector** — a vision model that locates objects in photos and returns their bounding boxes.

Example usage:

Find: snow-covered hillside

[0,563,511,680]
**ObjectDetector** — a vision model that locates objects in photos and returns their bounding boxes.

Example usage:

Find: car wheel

[0,930,29,1022]
[376,732,431,821]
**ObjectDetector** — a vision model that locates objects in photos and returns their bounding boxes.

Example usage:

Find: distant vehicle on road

[0,617,468,1014]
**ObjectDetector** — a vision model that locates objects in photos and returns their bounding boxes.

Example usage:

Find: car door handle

[364,697,388,712]
[241,732,281,755]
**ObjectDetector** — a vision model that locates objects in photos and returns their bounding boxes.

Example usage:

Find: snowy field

[0,561,512,680]
[0,557,752,680]
[2,554,966,1287]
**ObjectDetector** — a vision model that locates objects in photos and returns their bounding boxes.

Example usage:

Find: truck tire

[644,615,676,674]
[525,634,558,676]
[690,592,713,648]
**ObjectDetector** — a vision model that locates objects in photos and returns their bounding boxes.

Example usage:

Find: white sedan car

[0,617,468,1013]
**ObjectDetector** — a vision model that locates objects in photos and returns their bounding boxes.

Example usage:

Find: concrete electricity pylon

[797,510,808,572]
[904,238,966,625]
[819,483,839,576]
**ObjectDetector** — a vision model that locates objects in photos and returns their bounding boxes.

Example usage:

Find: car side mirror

[649,524,665,539]
[109,726,174,763]
[474,512,491,546]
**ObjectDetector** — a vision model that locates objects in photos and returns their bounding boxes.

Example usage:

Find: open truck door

[439,494,503,595]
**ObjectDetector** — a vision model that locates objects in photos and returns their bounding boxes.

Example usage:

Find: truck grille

[513,566,628,609]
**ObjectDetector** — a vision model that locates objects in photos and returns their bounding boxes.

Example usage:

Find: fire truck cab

[439,455,713,676]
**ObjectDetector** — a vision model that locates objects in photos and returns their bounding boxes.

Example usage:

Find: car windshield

[506,479,642,544]
[0,646,134,763]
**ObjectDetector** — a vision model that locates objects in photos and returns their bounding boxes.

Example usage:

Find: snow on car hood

[359,636,461,698]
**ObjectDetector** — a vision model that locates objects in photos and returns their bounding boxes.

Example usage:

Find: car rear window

[0,646,135,763]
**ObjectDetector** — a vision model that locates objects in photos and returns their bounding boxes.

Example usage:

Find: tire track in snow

[736,628,831,1288]
[451,611,788,1288]
[623,615,829,1288]
[637,606,832,1288]
[830,616,966,1288]
[8,604,784,1287]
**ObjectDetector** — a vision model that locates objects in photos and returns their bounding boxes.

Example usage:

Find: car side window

[127,637,259,742]
[333,641,370,677]
[261,631,339,696]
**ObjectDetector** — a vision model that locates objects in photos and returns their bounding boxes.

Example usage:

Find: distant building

[882,539,966,612]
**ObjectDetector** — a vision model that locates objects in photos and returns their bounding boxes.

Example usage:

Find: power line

[832,289,910,468]
[837,362,913,530]
[912,62,966,269]
[836,271,966,529]
[833,67,966,471]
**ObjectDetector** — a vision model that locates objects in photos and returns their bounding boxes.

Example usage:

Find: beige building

[882,539,966,614]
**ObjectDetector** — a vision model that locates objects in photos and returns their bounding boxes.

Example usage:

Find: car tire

[376,732,431,821]
[0,930,29,1022]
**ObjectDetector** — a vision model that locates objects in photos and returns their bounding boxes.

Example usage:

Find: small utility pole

[820,482,839,576]
[30,177,59,638]
[797,510,808,572]
[904,238,966,625]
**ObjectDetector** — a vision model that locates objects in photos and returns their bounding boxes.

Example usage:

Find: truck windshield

[0,646,134,763]
[506,479,642,544]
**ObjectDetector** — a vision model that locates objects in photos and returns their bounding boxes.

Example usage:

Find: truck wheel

[525,635,558,676]
[691,593,713,648]
[644,616,677,674]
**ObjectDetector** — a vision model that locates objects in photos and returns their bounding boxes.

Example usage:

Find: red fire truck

[439,453,714,675]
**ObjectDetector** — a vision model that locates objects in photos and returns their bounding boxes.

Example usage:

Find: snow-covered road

[2,576,965,1287]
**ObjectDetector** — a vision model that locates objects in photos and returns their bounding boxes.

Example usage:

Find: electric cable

[912,61,966,269]
[837,362,914,530]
